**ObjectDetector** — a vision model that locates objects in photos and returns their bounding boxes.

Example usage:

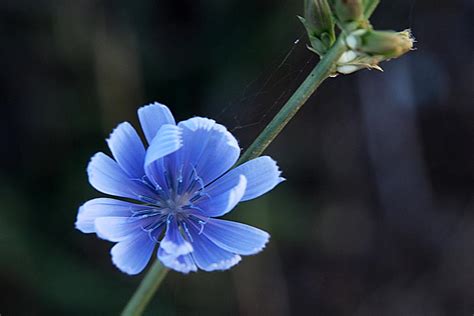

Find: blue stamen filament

[130,161,215,243]
[131,162,212,244]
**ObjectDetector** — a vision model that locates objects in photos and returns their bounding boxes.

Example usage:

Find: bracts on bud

[300,0,415,76]
[299,0,336,56]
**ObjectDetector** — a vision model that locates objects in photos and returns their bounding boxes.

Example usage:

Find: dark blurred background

[1,0,473,315]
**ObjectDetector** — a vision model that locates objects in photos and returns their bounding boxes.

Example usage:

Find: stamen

[131,208,163,219]
[183,204,207,215]
[141,215,166,232]
[184,165,205,195]
[198,220,206,235]
[166,213,174,225]
[141,175,155,189]
[148,225,164,243]
[176,164,184,195]
[195,175,205,191]
[181,221,193,242]
[129,176,155,191]
[154,183,170,201]
[188,194,200,203]
[137,195,164,206]
[184,165,197,190]
[189,190,211,203]
[163,169,173,194]
[146,220,166,242]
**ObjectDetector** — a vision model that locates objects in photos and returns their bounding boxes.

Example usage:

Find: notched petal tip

[218,155,283,202]
[106,121,132,141]
[158,247,198,274]
[137,102,173,121]
[86,152,108,189]
[160,239,193,257]
[86,152,104,175]
[161,258,197,274]
[179,116,216,131]
[203,254,242,272]
[179,117,240,151]
[144,124,183,167]
[176,116,241,185]
[138,102,176,144]
[251,232,270,254]
[139,101,169,110]
[210,121,240,150]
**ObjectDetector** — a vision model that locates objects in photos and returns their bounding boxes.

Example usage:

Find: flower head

[76,103,284,274]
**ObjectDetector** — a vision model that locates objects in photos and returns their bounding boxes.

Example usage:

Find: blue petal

[76,198,148,233]
[194,175,247,217]
[111,232,156,275]
[201,218,269,255]
[87,152,155,199]
[177,117,240,185]
[157,247,197,274]
[144,124,183,168]
[160,218,193,256]
[218,156,284,202]
[138,102,176,144]
[157,218,195,273]
[106,122,145,178]
[95,217,147,242]
[187,220,241,271]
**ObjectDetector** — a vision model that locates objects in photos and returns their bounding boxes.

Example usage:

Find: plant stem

[237,35,346,164]
[121,34,346,316]
[121,261,169,316]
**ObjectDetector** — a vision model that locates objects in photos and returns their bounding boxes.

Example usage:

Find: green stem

[121,261,169,316]
[121,35,347,316]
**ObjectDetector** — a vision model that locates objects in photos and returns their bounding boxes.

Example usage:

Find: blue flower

[76,103,284,274]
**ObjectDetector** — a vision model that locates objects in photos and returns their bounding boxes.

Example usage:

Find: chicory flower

[76,103,284,274]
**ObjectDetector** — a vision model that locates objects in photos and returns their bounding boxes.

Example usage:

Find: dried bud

[346,29,414,59]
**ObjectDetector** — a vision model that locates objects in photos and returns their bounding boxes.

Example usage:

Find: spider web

[214,0,417,142]
[211,34,317,144]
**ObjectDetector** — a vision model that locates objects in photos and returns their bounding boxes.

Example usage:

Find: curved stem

[121,261,169,316]
[121,35,346,316]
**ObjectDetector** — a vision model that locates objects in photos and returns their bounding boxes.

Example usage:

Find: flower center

[132,162,209,240]
[162,198,189,219]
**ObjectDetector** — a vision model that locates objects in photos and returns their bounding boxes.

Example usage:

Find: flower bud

[330,0,364,24]
[362,0,379,19]
[299,0,336,55]
[346,29,414,59]
[305,0,335,39]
